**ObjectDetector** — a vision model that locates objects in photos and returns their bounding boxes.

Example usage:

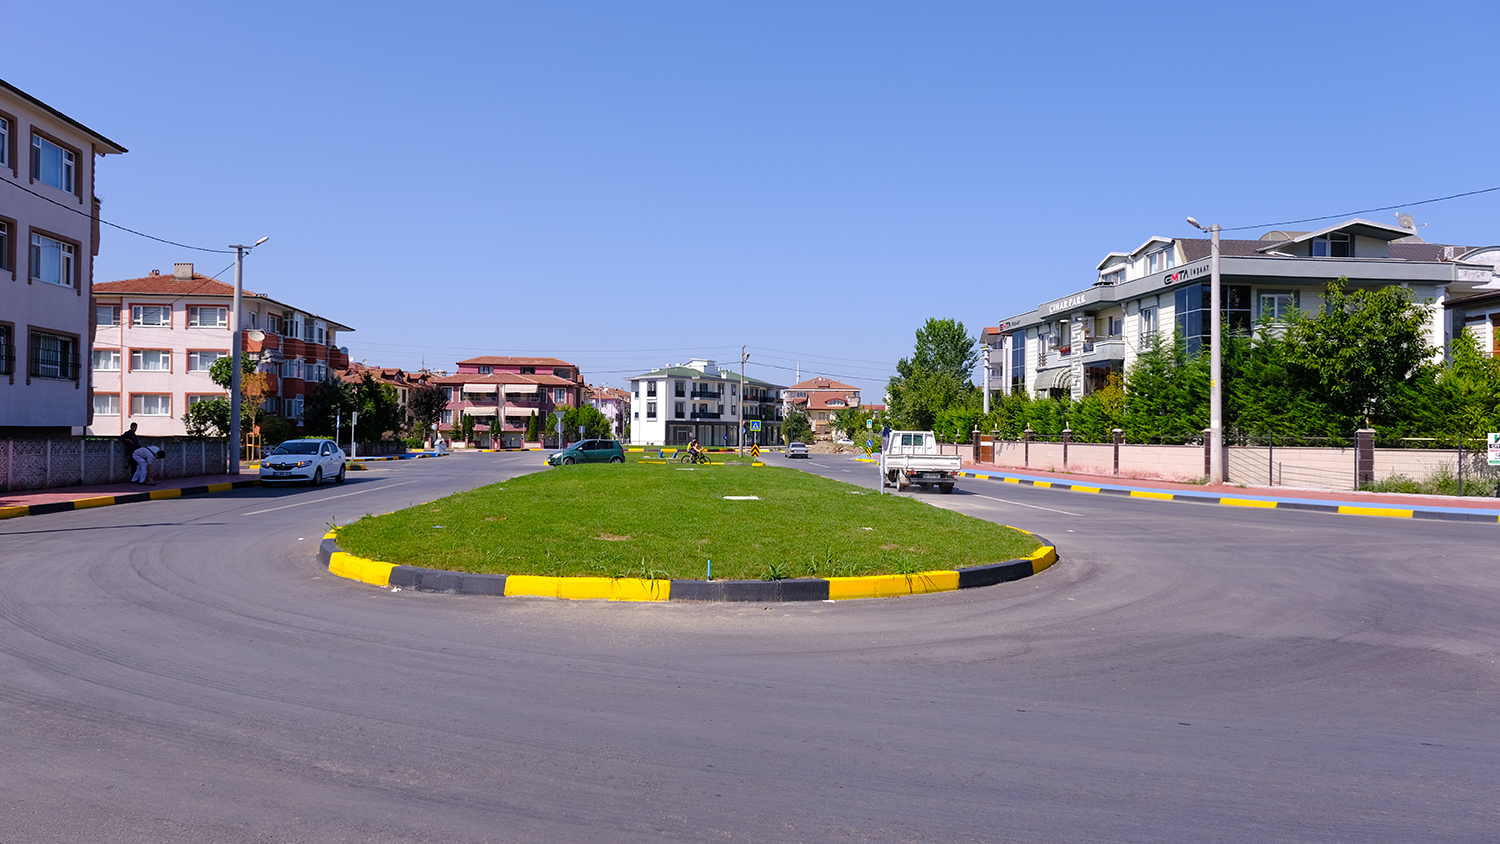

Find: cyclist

[687,435,703,462]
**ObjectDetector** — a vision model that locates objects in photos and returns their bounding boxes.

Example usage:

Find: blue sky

[7,1,1497,397]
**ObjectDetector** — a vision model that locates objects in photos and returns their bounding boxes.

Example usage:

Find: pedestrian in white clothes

[131,447,164,485]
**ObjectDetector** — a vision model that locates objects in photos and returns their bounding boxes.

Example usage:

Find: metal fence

[0,437,230,492]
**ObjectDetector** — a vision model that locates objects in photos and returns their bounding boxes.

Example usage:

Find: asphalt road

[1,451,1497,843]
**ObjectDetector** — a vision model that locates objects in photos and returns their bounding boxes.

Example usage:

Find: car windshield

[273,442,320,455]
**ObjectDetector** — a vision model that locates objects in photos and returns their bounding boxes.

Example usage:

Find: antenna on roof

[1396,213,1415,230]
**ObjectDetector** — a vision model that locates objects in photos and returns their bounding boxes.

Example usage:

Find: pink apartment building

[435,356,583,448]
[90,264,352,437]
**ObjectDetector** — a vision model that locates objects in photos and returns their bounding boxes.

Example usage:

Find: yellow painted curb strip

[1337,506,1413,519]
[329,551,396,586]
[1071,486,1101,494]
[72,496,117,510]
[0,505,27,520]
[825,570,959,600]
[504,575,670,601]
[1130,490,1175,500]
[1028,545,1058,574]
[149,488,183,500]
[1033,480,1052,488]
[1221,497,1276,508]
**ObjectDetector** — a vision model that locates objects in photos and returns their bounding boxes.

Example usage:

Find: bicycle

[676,448,710,464]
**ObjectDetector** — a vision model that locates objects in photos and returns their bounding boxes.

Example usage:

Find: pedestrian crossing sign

[750,420,761,431]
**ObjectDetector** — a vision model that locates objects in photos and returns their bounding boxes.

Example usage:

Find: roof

[786,376,857,392]
[629,365,781,387]
[0,78,127,154]
[807,394,855,411]
[1445,288,1500,309]
[1255,218,1415,253]
[433,372,576,388]
[457,356,577,368]
[1178,238,1273,263]
[95,270,355,332]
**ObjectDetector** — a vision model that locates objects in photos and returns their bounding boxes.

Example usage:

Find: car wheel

[563,456,574,465]
[336,464,347,484]
[609,456,623,463]
[310,467,322,486]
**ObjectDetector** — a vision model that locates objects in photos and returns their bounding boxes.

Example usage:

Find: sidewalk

[0,472,260,519]
[958,461,1500,524]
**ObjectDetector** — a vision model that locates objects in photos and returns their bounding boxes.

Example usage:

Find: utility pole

[739,345,748,456]
[227,236,268,476]
[1188,216,1223,484]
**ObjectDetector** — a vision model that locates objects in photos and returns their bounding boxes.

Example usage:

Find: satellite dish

[339,346,349,355]
[247,329,265,342]
[1397,213,1415,230]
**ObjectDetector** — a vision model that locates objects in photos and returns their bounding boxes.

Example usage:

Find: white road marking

[969,493,1083,517]
[242,480,421,515]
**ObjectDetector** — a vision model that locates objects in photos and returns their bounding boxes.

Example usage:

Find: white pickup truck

[880,430,960,493]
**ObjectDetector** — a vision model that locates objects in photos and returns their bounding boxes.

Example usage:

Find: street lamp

[228,235,269,476]
[1187,216,1222,484]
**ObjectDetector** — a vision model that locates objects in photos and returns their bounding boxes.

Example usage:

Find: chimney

[173,262,194,280]
[149,269,160,276]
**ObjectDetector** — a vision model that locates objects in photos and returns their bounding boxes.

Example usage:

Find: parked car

[548,439,625,466]
[786,442,809,458]
[260,438,347,485]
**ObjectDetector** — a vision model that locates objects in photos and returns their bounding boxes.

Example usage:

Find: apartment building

[90,264,352,436]
[0,79,127,436]
[338,363,436,430]
[434,356,583,448]
[586,384,631,438]
[628,359,783,447]
[997,218,1500,400]
[782,376,860,440]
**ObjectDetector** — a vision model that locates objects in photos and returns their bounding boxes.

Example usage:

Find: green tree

[886,318,981,431]
[783,409,813,444]
[562,405,612,440]
[899,317,979,381]
[830,407,868,440]
[407,383,449,441]
[303,377,356,439]
[182,398,231,437]
[352,374,404,442]
[208,352,267,429]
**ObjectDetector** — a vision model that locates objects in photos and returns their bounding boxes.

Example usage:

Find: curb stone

[956,469,1500,524]
[317,531,1057,602]
[0,479,262,520]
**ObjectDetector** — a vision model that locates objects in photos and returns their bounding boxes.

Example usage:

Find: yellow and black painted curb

[472,447,538,453]
[348,452,449,463]
[318,530,1057,603]
[0,479,262,521]
[957,470,1500,524]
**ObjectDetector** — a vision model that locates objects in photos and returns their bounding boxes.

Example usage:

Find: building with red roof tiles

[1,78,127,435]
[90,263,352,438]
[586,384,631,438]
[433,356,585,448]
[781,376,861,440]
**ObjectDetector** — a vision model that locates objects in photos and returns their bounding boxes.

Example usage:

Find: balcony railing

[690,389,722,398]
[690,411,722,419]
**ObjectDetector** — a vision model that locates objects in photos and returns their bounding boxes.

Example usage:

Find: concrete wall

[0,436,227,491]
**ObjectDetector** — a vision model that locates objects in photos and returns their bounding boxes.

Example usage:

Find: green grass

[335,461,1040,581]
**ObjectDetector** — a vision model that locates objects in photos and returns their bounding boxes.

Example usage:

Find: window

[31,135,75,193]
[0,117,7,167]
[266,314,281,335]
[674,401,685,419]
[287,360,305,380]
[477,365,493,374]
[0,324,12,375]
[1260,292,1297,321]
[1058,321,1072,354]
[316,325,326,344]
[291,396,304,421]
[646,401,657,419]
[675,381,685,397]
[520,366,535,374]
[0,220,9,272]
[92,348,121,371]
[647,381,657,397]
[1009,336,1026,394]
[1100,269,1123,286]
[29,331,78,380]
[1174,283,1251,355]
[441,409,452,424]
[188,350,225,372]
[1147,252,1159,274]
[553,367,571,379]
[131,305,170,326]
[131,394,171,416]
[553,388,566,402]
[1139,307,1157,342]
[93,393,120,416]
[1107,316,1123,337]
[442,386,453,400]
[187,394,220,407]
[131,349,171,371]
[249,311,258,330]
[1311,233,1351,258]
[188,306,227,328]
[29,233,75,287]
[97,305,120,326]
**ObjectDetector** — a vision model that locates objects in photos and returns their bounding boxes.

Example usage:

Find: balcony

[690,389,722,399]
[1079,338,1127,364]
[690,411,722,419]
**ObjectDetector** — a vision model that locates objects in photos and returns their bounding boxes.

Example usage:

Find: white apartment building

[997,218,1500,400]
[0,78,127,435]
[90,264,353,437]
[627,359,784,446]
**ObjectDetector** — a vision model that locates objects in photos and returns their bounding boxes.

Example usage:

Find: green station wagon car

[547,439,625,466]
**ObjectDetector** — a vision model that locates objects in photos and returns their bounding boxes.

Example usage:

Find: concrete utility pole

[982,345,991,415]
[1188,217,1223,484]
[739,346,748,456]
[227,236,268,476]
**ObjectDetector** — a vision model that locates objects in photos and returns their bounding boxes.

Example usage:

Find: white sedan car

[260,438,347,485]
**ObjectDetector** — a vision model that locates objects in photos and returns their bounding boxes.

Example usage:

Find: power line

[1,178,234,254]
[1222,185,1500,233]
